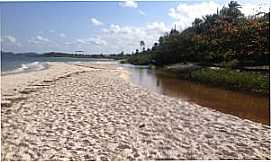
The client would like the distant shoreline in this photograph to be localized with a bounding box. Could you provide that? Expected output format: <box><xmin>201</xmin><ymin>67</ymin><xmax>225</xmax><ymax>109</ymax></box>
<box><xmin>1</xmin><ymin>51</ymin><xmax>119</xmax><ymax>75</ymax></box>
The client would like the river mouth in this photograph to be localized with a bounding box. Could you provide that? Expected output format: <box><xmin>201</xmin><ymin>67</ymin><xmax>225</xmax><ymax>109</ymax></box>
<box><xmin>120</xmin><ymin>64</ymin><xmax>270</xmax><ymax>125</ymax></box>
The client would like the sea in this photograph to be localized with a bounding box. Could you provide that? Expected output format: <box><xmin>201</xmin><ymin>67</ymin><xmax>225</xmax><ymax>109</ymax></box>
<box><xmin>1</xmin><ymin>53</ymin><xmax>116</xmax><ymax>75</ymax></box>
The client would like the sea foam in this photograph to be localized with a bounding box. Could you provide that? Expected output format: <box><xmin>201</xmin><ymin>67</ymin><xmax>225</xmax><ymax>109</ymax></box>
<box><xmin>2</xmin><ymin>61</ymin><xmax>48</xmax><ymax>75</ymax></box>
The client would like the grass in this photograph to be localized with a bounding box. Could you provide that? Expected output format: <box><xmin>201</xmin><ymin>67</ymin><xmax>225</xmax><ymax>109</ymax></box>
<box><xmin>190</xmin><ymin>68</ymin><xmax>269</xmax><ymax>95</ymax></box>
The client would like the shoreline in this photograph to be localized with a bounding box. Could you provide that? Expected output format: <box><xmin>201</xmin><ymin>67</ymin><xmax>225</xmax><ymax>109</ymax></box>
<box><xmin>1</xmin><ymin>62</ymin><xmax>50</xmax><ymax>76</ymax></box>
<box><xmin>121</xmin><ymin>62</ymin><xmax>270</xmax><ymax>96</ymax></box>
<box><xmin>155</xmin><ymin>63</ymin><xmax>269</xmax><ymax>96</ymax></box>
<box><xmin>1</xmin><ymin>62</ymin><xmax>270</xmax><ymax>160</ymax></box>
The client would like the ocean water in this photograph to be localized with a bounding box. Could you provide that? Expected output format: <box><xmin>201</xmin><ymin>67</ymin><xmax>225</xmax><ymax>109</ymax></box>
<box><xmin>1</xmin><ymin>53</ymin><xmax>115</xmax><ymax>75</ymax></box>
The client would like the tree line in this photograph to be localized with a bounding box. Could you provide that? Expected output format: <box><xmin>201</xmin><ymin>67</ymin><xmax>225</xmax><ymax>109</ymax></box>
<box><xmin>127</xmin><ymin>1</ymin><xmax>270</xmax><ymax>67</ymax></box>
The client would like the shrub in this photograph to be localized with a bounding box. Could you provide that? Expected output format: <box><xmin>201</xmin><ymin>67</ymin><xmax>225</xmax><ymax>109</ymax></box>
<box><xmin>190</xmin><ymin>68</ymin><xmax>269</xmax><ymax>95</ymax></box>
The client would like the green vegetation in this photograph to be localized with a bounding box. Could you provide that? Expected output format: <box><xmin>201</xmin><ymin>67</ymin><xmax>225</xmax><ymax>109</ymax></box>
<box><xmin>40</xmin><ymin>52</ymin><xmax>130</xmax><ymax>60</ymax></box>
<box><xmin>123</xmin><ymin>1</ymin><xmax>270</xmax><ymax>95</ymax></box>
<box><xmin>190</xmin><ymin>68</ymin><xmax>269</xmax><ymax>95</ymax></box>
<box><xmin>126</xmin><ymin>1</ymin><xmax>270</xmax><ymax>67</ymax></box>
<box><xmin>127</xmin><ymin>50</ymin><xmax>153</xmax><ymax>65</ymax></box>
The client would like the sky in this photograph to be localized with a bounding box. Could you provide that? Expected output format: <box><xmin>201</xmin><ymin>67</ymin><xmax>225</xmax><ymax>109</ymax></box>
<box><xmin>0</xmin><ymin>0</ymin><xmax>270</xmax><ymax>54</ymax></box>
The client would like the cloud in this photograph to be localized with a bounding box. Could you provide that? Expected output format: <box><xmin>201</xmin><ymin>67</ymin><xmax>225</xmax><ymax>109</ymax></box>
<box><xmin>3</xmin><ymin>35</ymin><xmax>16</xmax><ymax>43</ymax></box>
<box><xmin>28</xmin><ymin>35</ymin><xmax>50</xmax><ymax>44</ymax></box>
<box><xmin>103</xmin><ymin>24</ymin><xmax>121</xmax><ymax>34</ymax></box>
<box><xmin>97</xmin><ymin>22</ymin><xmax>170</xmax><ymax>53</ymax></box>
<box><xmin>91</xmin><ymin>18</ymin><xmax>103</xmax><ymax>26</ymax></box>
<box><xmin>146</xmin><ymin>22</ymin><xmax>168</xmax><ymax>34</ymax></box>
<box><xmin>168</xmin><ymin>1</ymin><xmax>221</xmax><ymax>31</ymax></box>
<box><xmin>1</xmin><ymin>35</ymin><xmax>23</xmax><ymax>52</ymax></box>
<box><xmin>64</xmin><ymin>42</ymin><xmax>72</xmax><ymax>46</ymax></box>
<box><xmin>138</xmin><ymin>9</ymin><xmax>145</xmax><ymax>15</ymax></box>
<box><xmin>36</xmin><ymin>35</ymin><xmax>49</xmax><ymax>42</ymax></box>
<box><xmin>28</xmin><ymin>40</ymin><xmax>39</xmax><ymax>44</ymax></box>
<box><xmin>59</xmin><ymin>33</ymin><xmax>66</xmax><ymax>38</ymax></box>
<box><xmin>238</xmin><ymin>0</ymin><xmax>271</xmax><ymax>16</ymax></box>
<box><xmin>169</xmin><ymin>0</ymin><xmax>271</xmax><ymax>31</ymax></box>
<box><xmin>76</xmin><ymin>37</ymin><xmax>107</xmax><ymax>46</ymax></box>
<box><xmin>119</xmin><ymin>0</ymin><xmax>138</xmax><ymax>8</ymax></box>
<box><xmin>49</xmin><ymin>30</ymin><xmax>55</xmax><ymax>33</ymax></box>
<box><xmin>89</xmin><ymin>37</ymin><xmax>107</xmax><ymax>46</ymax></box>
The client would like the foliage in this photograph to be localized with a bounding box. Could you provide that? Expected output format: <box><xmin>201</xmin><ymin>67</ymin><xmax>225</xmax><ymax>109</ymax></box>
<box><xmin>40</xmin><ymin>52</ymin><xmax>130</xmax><ymax>60</ymax></box>
<box><xmin>190</xmin><ymin>68</ymin><xmax>269</xmax><ymax>95</ymax></box>
<box><xmin>127</xmin><ymin>1</ymin><xmax>270</xmax><ymax>67</ymax></box>
<box><xmin>140</xmin><ymin>40</ymin><xmax>145</xmax><ymax>51</ymax></box>
<box><xmin>126</xmin><ymin>51</ymin><xmax>153</xmax><ymax>65</ymax></box>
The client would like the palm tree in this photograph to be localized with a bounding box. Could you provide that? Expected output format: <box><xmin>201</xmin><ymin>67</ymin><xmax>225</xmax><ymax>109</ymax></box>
<box><xmin>220</xmin><ymin>1</ymin><xmax>243</xmax><ymax>22</ymax></box>
<box><xmin>140</xmin><ymin>41</ymin><xmax>145</xmax><ymax>51</ymax></box>
<box><xmin>228</xmin><ymin>1</ymin><xmax>241</xmax><ymax>10</ymax></box>
<box><xmin>192</xmin><ymin>18</ymin><xmax>203</xmax><ymax>27</ymax></box>
<box><xmin>229</xmin><ymin>1</ymin><xmax>243</xmax><ymax>19</ymax></box>
<box><xmin>192</xmin><ymin>18</ymin><xmax>203</xmax><ymax>33</ymax></box>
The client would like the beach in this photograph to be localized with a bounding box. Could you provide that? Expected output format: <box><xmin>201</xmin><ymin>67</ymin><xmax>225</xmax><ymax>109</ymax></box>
<box><xmin>1</xmin><ymin>62</ymin><xmax>270</xmax><ymax>160</ymax></box>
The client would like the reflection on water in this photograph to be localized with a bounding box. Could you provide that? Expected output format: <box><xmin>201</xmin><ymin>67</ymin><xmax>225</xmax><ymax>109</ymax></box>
<box><xmin>121</xmin><ymin>64</ymin><xmax>270</xmax><ymax>125</ymax></box>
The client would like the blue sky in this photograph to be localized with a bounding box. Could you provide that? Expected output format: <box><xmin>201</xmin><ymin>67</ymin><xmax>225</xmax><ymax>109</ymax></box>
<box><xmin>1</xmin><ymin>0</ymin><xmax>270</xmax><ymax>54</ymax></box>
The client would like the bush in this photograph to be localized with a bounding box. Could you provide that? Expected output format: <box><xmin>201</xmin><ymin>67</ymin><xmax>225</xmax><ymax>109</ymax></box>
<box><xmin>190</xmin><ymin>68</ymin><xmax>269</xmax><ymax>95</ymax></box>
<box><xmin>127</xmin><ymin>53</ymin><xmax>153</xmax><ymax>65</ymax></box>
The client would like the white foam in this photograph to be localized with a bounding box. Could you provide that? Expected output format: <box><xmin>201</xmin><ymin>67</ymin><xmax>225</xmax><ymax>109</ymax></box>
<box><xmin>67</xmin><ymin>61</ymin><xmax>83</xmax><ymax>64</ymax></box>
<box><xmin>2</xmin><ymin>61</ymin><xmax>48</xmax><ymax>75</ymax></box>
<box><xmin>92</xmin><ymin>61</ymin><xmax>118</xmax><ymax>64</ymax></box>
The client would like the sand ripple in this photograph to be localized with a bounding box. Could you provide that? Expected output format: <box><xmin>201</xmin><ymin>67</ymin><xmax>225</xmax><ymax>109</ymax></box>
<box><xmin>1</xmin><ymin>62</ymin><xmax>270</xmax><ymax>160</ymax></box>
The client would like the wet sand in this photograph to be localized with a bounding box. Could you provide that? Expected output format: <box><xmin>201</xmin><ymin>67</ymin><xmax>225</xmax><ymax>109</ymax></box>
<box><xmin>1</xmin><ymin>62</ymin><xmax>270</xmax><ymax>160</ymax></box>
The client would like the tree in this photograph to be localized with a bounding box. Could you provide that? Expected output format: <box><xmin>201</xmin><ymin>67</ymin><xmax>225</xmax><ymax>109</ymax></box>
<box><xmin>192</xmin><ymin>18</ymin><xmax>204</xmax><ymax>33</ymax></box>
<box><xmin>228</xmin><ymin>1</ymin><xmax>241</xmax><ymax>10</ymax></box>
<box><xmin>192</xmin><ymin>18</ymin><xmax>203</xmax><ymax>27</ymax></box>
<box><xmin>220</xmin><ymin>1</ymin><xmax>243</xmax><ymax>22</ymax></box>
<box><xmin>140</xmin><ymin>41</ymin><xmax>145</xmax><ymax>51</ymax></box>
<box><xmin>126</xmin><ymin>1</ymin><xmax>269</xmax><ymax>67</ymax></box>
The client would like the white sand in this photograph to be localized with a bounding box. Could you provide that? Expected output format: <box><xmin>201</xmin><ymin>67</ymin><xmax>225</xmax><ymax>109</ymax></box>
<box><xmin>1</xmin><ymin>62</ymin><xmax>270</xmax><ymax>160</ymax></box>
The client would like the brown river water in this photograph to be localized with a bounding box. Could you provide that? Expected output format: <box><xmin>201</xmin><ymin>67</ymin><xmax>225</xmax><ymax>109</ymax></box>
<box><xmin>121</xmin><ymin>64</ymin><xmax>270</xmax><ymax>125</ymax></box>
